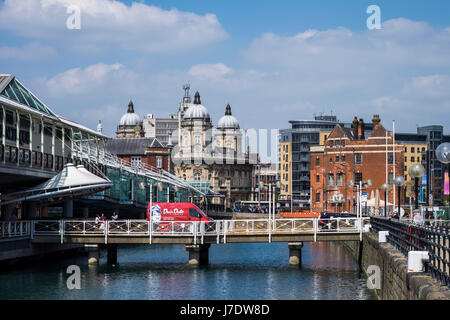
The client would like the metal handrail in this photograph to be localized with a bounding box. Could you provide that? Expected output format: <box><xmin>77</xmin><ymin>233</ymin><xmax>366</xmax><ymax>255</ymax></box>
<box><xmin>371</xmin><ymin>217</ymin><xmax>450</xmax><ymax>288</ymax></box>
<box><xmin>0</xmin><ymin>221</ymin><xmax>31</xmax><ymax>239</ymax></box>
<box><xmin>31</xmin><ymin>218</ymin><xmax>369</xmax><ymax>245</ymax></box>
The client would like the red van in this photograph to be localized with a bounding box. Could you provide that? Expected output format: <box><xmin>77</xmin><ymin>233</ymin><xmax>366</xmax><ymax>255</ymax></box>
<box><xmin>146</xmin><ymin>202</ymin><xmax>213</xmax><ymax>223</ymax></box>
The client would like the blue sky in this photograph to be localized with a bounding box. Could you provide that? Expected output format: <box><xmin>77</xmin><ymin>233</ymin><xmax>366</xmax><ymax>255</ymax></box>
<box><xmin>1</xmin><ymin>0</ymin><xmax>450</xmax><ymax>145</ymax></box>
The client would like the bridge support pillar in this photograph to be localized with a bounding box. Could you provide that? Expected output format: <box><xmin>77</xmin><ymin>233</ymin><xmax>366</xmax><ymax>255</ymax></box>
<box><xmin>288</xmin><ymin>242</ymin><xmax>303</xmax><ymax>266</ymax></box>
<box><xmin>63</xmin><ymin>199</ymin><xmax>73</xmax><ymax>218</ymax></box>
<box><xmin>186</xmin><ymin>244</ymin><xmax>210</xmax><ymax>266</ymax></box>
<box><xmin>85</xmin><ymin>244</ymin><xmax>99</xmax><ymax>265</ymax></box>
<box><xmin>82</xmin><ymin>207</ymin><xmax>89</xmax><ymax>219</ymax></box>
<box><xmin>107</xmin><ymin>244</ymin><xmax>118</xmax><ymax>265</ymax></box>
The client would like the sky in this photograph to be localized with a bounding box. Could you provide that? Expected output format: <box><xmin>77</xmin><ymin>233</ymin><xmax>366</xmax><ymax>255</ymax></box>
<box><xmin>1</xmin><ymin>0</ymin><xmax>450</xmax><ymax>148</ymax></box>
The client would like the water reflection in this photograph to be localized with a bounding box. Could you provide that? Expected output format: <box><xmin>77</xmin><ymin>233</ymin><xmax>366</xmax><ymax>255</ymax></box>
<box><xmin>0</xmin><ymin>242</ymin><xmax>375</xmax><ymax>300</ymax></box>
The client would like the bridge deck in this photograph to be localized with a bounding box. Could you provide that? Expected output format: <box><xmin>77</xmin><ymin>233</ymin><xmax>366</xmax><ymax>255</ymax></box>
<box><xmin>30</xmin><ymin>218</ymin><xmax>369</xmax><ymax>245</ymax></box>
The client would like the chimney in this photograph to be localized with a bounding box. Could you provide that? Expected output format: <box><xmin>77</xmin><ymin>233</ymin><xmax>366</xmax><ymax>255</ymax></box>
<box><xmin>372</xmin><ymin>114</ymin><xmax>381</xmax><ymax>128</ymax></box>
<box><xmin>358</xmin><ymin>118</ymin><xmax>365</xmax><ymax>140</ymax></box>
<box><xmin>352</xmin><ymin>116</ymin><xmax>359</xmax><ymax>139</ymax></box>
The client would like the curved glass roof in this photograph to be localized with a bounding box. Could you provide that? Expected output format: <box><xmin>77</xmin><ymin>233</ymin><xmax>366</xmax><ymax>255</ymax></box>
<box><xmin>0</xmin><ymin>75</ymin><xmax>56</xmax><ymax>117</ymax></box>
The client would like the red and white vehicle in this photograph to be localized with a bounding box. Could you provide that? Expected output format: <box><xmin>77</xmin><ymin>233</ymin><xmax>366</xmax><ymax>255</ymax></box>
<box><xmin>146</xmin><ymin>202</ymin><xmax>213</xmax><ymax>232</ymax></box>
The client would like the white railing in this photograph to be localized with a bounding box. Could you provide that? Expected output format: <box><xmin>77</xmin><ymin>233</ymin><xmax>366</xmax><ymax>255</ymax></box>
<box><xmin>0</xmin><ymin>221</ymin><xmax>31</xmax><ymax>239</ymax></box>
<box><xmin>32</xmin><ymin>217</ymin><xmax>370</xmax><ymax>244</ymax></box>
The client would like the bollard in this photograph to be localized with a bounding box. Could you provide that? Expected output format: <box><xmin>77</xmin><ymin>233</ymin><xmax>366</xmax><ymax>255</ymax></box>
<box><xmin>408</xmin><ymin>251</ymin><xmax>429</xmax><ymax>273</ymax></box>
<box><xmin>378</xmin><ymin>231</ymin><xmax>389</xmax><ymax>243</ymax></box>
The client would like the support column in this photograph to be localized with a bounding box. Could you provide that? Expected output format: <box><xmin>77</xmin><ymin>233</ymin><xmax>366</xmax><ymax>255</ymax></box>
<box><xmin>288</xmin><ymin>242</ymin><xmax>303</xmax><ymax>266</ymax></box>
<box><xmin>63</xmin><ymin>199</ymin><xmax>73</xmax><ymax>218</ymax></box>
<box><xmin>82</xmin><ymin>207</ymin><xmax>89</xmax><ymax>219</ymax></box>
<box><xmin>0</xmin><ymin>204</ymin><xmax>15</xmax><ymax>221</ymax></box>
<box><xmin>186</xmin><ymin>244</ymin><xmax>210</xmax><ymax>266</ymax></box>
<box><xmin>107</xmin><ymin>244</ymin><xmax>118</xmax><ymax>265</ymax></box>
<box><xmin>24</xmin><ymin>201</ymin><xmax>38</xmax><ymax>219</ymax></box>
<box><xmin>85</xmin><ymin>244</ymin><xmax>99</xmax><ymax>265</ymax></box>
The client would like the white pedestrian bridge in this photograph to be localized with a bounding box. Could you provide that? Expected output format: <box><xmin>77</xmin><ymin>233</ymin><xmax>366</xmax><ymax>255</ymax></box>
<box><xmin>27</xmin><ymin>217</ymin><xmax>371</xmax><ymax>245</ymax></box>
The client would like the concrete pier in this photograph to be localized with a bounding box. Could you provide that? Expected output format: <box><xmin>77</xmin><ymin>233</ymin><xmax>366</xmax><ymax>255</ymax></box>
<box><xmin>288</xmin><ymin>242</ymin><xmax>303</xmax><ymax>266</ymax></box>
<box><xmin>107</xmin><ymin>244</ymin><xmax>118</xmax><ymax>265</ymax></box>
<box><xmin>85</xmin><ymin>244</ymin><xmax>99</xmax><ymax>265</ymax></box>
<box><xmin>186</xmin><ymin>244</ymin><xmax>210</xmax><ymax>266</ymax></box>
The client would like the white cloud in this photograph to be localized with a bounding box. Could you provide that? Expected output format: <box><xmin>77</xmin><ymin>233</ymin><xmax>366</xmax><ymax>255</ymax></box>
<box><xmin>38</xmin><ymin>63</ymin><xmax>130</xmax><ymax>94</ymax></box>
<box><xmin>0</xmin><ymin>43</ymin><xmax>57</xmax><ymax>60</ymax></box>
<box><xmin>0</xmin><ymin>0</ymin><xmax>228</xmax><ymax>53</ymax></box>
<box><xmin>188</xmin><ymin>63</ymin><xmax>232</xmax><ymax>80</ymax></box>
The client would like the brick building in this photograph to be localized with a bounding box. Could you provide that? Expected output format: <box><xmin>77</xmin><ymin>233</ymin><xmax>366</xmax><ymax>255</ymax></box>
<box><xmin>106</xmin><ymin>138</ymin><xmax>172</xmax><ymax>172</ymax></box>
<box><xmin>310</xmin><ymin>115</ymin><xmax>404</xmax><ymax>214</ymax></box>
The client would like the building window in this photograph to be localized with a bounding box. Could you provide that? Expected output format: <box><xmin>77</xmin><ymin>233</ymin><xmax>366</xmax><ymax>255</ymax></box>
<box><xmin>315</xmin><ymin>192</ymin><xmax>320</xmax><ymax>203</ymax></box>
<box><xmin>195</xmin><ymin>136</ymin><xmax>200</xmax><ymax>145</ymax></box>
<box><xmin>316</xmin><ymin>174</ymin><xmax>320</xmax><ymax>184</ymax></box>
<box><xmin>341</xmin><ymin>155</ymin><xmax>346</xmax><ymax>163</ymax></box>
<box><xmin>315</xmin><ymin>157</ymin><xmax>320</xmax><ymax>167</ymax></box>
<box><xmin>131</xmin><ymin>156</ymin><xmax>141</xmax><ymax>167</ymax></box>
<box><xmin>411</xmin><ymin>157</ymin><xmax>415</xmax><ymax>162</ymax></box>
<box><xmin>388</xmin><ymin>152</ymin><xmax>394</xmax><ymax>165</ymax></box>
<box><xmin>329</xmin><ymin>140</ymin><xmax>334</xmax><ymax>148</ymax></box>
<box><xmin>354</xmin><ymin>153</ymin><xmax>362</xmax><ymax>165</ymax></box>
<box><xmin>329</xmin><ymin>157</ymin><xmax>333</xmax><ymax>163</ymax></box>
<box><xmin>328</xmin><ymin>174</ymin><xmax>335</xmax><ymax>186</ymax></box>
<box><xmin>354</xmin><ymin>172</ymin><xmax>362</xmax><ymax>184</ymax></box>
<box><xmin>405</xmin><ymin>156</ymin><xmax>407</xmax><ymax>162</ymax></box>
<box><xmin>411</xmin><ymin>147</ymin><xmax>415</xmax><ymax>153</ymax></box>
<box><xmin>341</xmin><ymin>140</ymin><xmax>346</xmax><ymax>147</ymax></box>
<box><xmin>337</xmin><ymin>173</ymin><xmax>343</xmax><ymax>186</ymax></box>
<box><xmin>336</xmin><ymin>155</ymin><xmax>340</xmax><ymax>163</ymax></box>
<box><xmin>194</xmin><ymin>173</ymin><xmax>201</xmax><ymax>181</ymax></box>
<box><xmin>404</xmin><ymin>147</ymin><xmax>407</xmax><ymax>152</ymax></box>
<box><xmin>156</xmin><ymin>157</ymin><xmax>162</xmax><ymax>168</ymax></box>
<box><xmin>417</xmin><ymin>157</ymin><xmax>420</xmax><ymax>162</ymax></box>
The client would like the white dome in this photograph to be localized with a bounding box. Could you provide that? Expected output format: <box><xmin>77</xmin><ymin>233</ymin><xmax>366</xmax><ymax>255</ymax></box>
<box><xmin>119</xmin><ymin>100</ymin><xmax>141</xmax><ymax>126</ymax></box>
<box><xmin>217</xmin><ymin>104</ymin><xmax>239</xmax><ymax>130</ymax></box>
<box><xmin>184</xmin><ymin>104</ymin><xmax>210</xmax><ymax>120</ymax></box>
<box><xmin>120</xmin><ymin>113</ymin><xmax>141</xmax><ymax>126</ymax></box>
<box><xmin>184</xmin><ymin>91</ymin><xmax>210</xmax><ymax>121</ymax></box>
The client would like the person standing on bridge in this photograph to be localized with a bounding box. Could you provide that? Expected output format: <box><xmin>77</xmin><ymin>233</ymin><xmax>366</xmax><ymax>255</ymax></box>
<box><xmin>112</xmin><ymin>212</ymin><xmax>118</xmax><ymax>220</ymax></box>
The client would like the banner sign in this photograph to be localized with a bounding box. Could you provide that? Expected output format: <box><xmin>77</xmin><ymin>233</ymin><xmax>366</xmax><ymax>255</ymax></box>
<box><xmin>445</xmin><ymin>171</ymin><xmax>449</xmax><ymax>196</ymax></box>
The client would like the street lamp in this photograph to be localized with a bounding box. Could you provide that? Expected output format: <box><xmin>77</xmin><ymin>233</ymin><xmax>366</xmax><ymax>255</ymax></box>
<box><xmin>381</xmin><ymin>183</ymin><xmax>390</xmax><ymax>217</ymax></box>
<box><xmin>394</xmin><ymin>176</ymin><xmax>405</xmax><ymax>216</ymax></box>
<box><xmin>436</xmin><ymin>143</ymin><xmax>450</xmax><ymax>205</ymax></box>
<box><xmin>408</xmin><ymin>164</ymin><xmax>425</xmax><ymax>209</ymax></box>
<box><xmin>347</xmin><ymin>178</ymin><xmax>371</xmax><ymax>218</ymax></box>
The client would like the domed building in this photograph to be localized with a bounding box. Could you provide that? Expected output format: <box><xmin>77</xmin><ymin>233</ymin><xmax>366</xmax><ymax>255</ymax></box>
<box><xmin>178</xmin><ymin>91</ymin><xmax>213</xmax><ymax>159</ymax></box>
<box><xmin>215</xmin><ymin>104</ymin><xmax>242</xmax><ymax>153</ymax></box>
<box><xmin>173</xmin><ymin>89</ymin><xmax>253</xmax><ymax>211</ymax></box>
<box><xmin>116</xmin><ymin>100</ymin><xmax>144</xmax><ymax>138</ymax></box>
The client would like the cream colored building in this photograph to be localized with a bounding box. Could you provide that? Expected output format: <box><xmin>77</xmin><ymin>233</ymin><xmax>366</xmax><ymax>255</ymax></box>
<box><xmin>172</xmin><ymin>91</ymin><xmax>253</xmax><ymax>210</ymax></box>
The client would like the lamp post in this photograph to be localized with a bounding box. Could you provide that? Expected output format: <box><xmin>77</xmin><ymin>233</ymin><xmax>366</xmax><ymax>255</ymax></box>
<box><xmin>394</xmin><ymin>176</ymin><xmax>405</xmax><ymax>216</ymax></box>
<box><xmin>381</xmin><ymin>183</ymin><xmax>390</xmax><ymax>217</ymax></box>
<box><xmin>408</xmin><ymin>164</ymin><xmax>425</xmax><ymax>209</ymax></box>
<box><xmin>259</xmin><ymin>181</ymin><xmax>264</xmax><ymax>213</ymax></box>
<box><xmin>436</xmin><ymin>143</ymin><xmax>450</xmax><ymax>205</ymax></box>
<box><xmin>347</xmin><ymin>179</ymin><xmax>372</xmax><ymax>218</ymax></box>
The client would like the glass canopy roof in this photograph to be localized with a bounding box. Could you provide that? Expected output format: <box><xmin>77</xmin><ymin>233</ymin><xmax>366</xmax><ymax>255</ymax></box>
<box><xmin>0</xmin><ymin>76</ymin><xmax>56</xmax><ymax>117</ymax></box>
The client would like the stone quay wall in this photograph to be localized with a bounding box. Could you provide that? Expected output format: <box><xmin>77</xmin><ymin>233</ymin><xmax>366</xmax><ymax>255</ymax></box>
<box><xmin>341</xmin><ymin>232</ymin><xmax>450</xmax><ymax>300</ymax></box>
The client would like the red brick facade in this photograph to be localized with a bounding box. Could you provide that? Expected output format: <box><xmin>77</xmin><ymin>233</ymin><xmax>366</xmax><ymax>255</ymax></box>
<box><xmin>117</xmin><ymin>147</ymin><xmax>171</xmax><ymax>172</ymax></box>
<box><xmin>310</xmin><ymin>119</ymin><xmax>404</xmax><ymax>213</ymax></box>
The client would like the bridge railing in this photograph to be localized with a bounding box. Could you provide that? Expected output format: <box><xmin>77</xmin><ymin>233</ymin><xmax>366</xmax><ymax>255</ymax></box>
<box><xmin>371</xmin><ymin>217</ymin><xmax>450</xmax><ymax>288</ymax></box>
<box><xmin>32</xmin><ymin>217</ymin><xmax>370</xmax><ymax>245</ymax></box>
<box><xmin>0</xmin><ymin>221</ymin><xmax>31</xmax><ymax>239</ymax></box>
